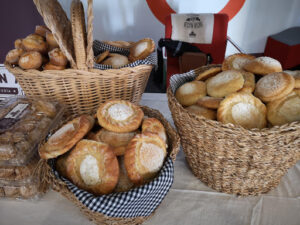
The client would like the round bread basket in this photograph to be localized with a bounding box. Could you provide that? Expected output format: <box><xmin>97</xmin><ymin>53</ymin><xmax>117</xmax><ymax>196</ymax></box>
<box><xmin>37</xmin><ymin>106</ymin><xmax>180</xmax><ymax>225</ymax></box>
<box><xmin>167</xmin><ymin>65</ymin><xmax>300</xmax><ymax>196</ymax></box>
<box><xmin>5</xmin><ymin>0</ymin><xmax>153</xmax><ymax>117</ymax></box>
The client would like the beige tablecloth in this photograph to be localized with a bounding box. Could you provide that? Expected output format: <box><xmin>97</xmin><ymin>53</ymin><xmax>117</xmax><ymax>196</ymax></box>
<box><xmin>0</xmin><ymin>93</ymin><xmax>299</xmax><ymax>225</ymax></box>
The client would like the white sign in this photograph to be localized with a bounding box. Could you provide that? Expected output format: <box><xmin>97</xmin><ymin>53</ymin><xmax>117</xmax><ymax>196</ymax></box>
<box><xmin>0</xmin><ymin>64</ymin><xmax>24</xmax><ymax>102</ymax></box>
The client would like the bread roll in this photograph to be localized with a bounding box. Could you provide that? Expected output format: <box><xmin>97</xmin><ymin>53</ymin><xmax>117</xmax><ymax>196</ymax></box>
<box><xmin>5</xmin><ymin>49</ymin><xmax>24</xmax><ymax>65</ymax></box>
<box><xmin>129</xmin><ymin>38</ymin><xmax>155</xmax><ymax>62</ymax></box>
<box><xmin>244</xmin><ymin>56</ymin><xmax>282</xmax><ymax>75</ymax></box>
<box><xmin>48</xmin><ymin>48</ymin><xmax>68</xmax><ymax>66</ymax></box>
<box><xmin>186</xmin><ymin>104</ymin><xmax>216</xmax><ymax>120</ymax></box>
<box><xmin>18</xmin><ymin>51</ymin><xmax>42</xmax><ymax>70</ymax></box>
<box><xmin>222</xmin><ymin>53</ymin><xmax>255</xmax><ymax>71</ymax></box>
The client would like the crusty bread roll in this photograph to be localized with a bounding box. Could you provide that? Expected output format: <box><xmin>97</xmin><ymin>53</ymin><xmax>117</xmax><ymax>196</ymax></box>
<box><xmin>175</xmin><ymin>80</ymin><xmax>207</xmax><ymax>106</ymax></box>
<box><xmin>66</xmin><ymin>139</ymin><xmax>119</xmax><ymax>195</ymax></box>
<box><xmin>18</xmin><ymin>51</ymin><xmax>43</xmax><ymax>70</ymax></box>
<box><xmin>22</xmin><ymin>35</ymin><xmax>48</xmax><ymax>54</ymax></box>
<box><xmin>194</xmin><ymin>67</ymin><xmax>222</xmax><ymax>81</ymax></box>
<box><xmin>222</xmin><ymin>53</ymin><xmax>255</xmax><ymax>71</ymax></box>
<box><xmin>124</xmin><ymin>132</ymin><xmax>166</xmax><ymax>185</ymax></box>
<box><xmin>267</xmin><ymin>89</ymin><xmax>300</xmax><ymax>126</ymax></box>
<box><xmin>35</xmin><ymin>25</ymin><xmax>51</xmax><ymax>38</ymax></box>
<box><xmin>48</xmin><ymin>48</ymin><xmax>68</xmax><ymax>66</ymax></box>
<box><xmin>142</xmin><ymin>117</ymin><xmax>167</xmax><ymax>145</ymax></box>
<box><xmin>217</xmin><ymin>92</ymin><xmax>267</xmax><ymax>129</ymax></box>
<box><xmin>186</xmin><ymin>104</ymin><xmax>216</xmax><ymax>120</ymax></box>
<box><xmin>254</xmin><ymin>72</ymin><xmax>295</xmax><ymax>102</ymax></box>
<box><xmin>196</xmin><ymin>96</ymin><xmax>223</xmax><ymax>109</ymax></box>
<box><xmin>129</xmin><ymin>38</ymin><xmax>155</xmax><ymax>62</ymax></box>
<box><xmin>243</xmin><ymin>56</ymin><xmax>282</xmax><ymax>75</ymax></box>
<box><xmin>5</xmin><ymin>49</ymin><xmax>24</xmax><ymax>65</ymax></box>
<box><xmin>206</xmin><ymin>70</ymin><xmax>244</xmax><ymax>98</ymax></box>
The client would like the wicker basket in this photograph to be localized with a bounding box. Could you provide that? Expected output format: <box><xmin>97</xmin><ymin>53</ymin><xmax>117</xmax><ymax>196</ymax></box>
<box><xmin>167</xmin><ymin>65</ymin><xmax>300</xmax><ymax>196</ymax></box>
<box><xmin>38</xmin><ymin>106</ymin><xmax>180</xmax><ymax>225</ymax></box>
<box><xmin>5</xmin><ymin>0</ymin><xmax>153</xmax><ymax>117</ymax></box>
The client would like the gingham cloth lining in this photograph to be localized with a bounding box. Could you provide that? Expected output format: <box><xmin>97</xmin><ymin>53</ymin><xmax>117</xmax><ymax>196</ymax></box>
<box><xmin>93</xmin><ymin>40</ymin><xmax>157</xmax><ymax>70</ymax></box>
<box><xmin>170</xmin><ymin>69</ymin><xmax>198</xmax><ymax>93</ymax></box>
<box><xmin>50</xmin><ymin>156</ymin><xmax>174</xmax><ymax>218</ymax></box>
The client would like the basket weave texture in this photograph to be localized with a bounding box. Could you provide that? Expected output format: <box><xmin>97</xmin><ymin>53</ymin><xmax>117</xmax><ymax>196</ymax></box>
<box><xmin>167</xmin><ymin>65</ymin><xmax>300</xmax><ymax>196</ymax></box>
<box><xmin>38</xmin><ymin>106</ymin><xmax>180</xmax><ymax>225</ymax></box>
<box><xmin>5</xmin><ymin>0</ymin><xmax>153</xmax><ymax>117</ymax></box>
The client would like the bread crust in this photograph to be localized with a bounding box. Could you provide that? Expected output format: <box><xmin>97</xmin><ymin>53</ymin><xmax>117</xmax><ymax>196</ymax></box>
<box><xmin>124</xmin><ymin>133</ymin><xmax>166</xmax><ymax>185</ymax></box>
<box><xmin>18</xmin><ymin>51</ymin><xmax>43</xmax><ymax>70</ymax></box>
<box><xmin>39</xmin><ymin>114</ymin><xmax>95</xmax><ymax>159</ymax></box>
<box><xmin>243</xmin><ymin>56</ymin><xmax>282</xmax><ymax>75</ymax></box>
<box><xmin>66</xmin><ymin>139</ymin><xmax>119</xmax><ymax>195</ymax></box>
<box><xmin>222</xmin><ymin>53</ymin><xmax>255</xmax><ymax>71</ymax></box>
<box><xmin>128</xmin><ymin>38</ymin><xmax>155</xmax><ymax>62</ymax></box>
<box><xmin>142</xmin><ymin>117</ymin><xmax>167</xmax><ymax>145</ymax></box>
<box><xmin>186</xmin><ymin>104</ymin><xmax>216</xmax><ymax>120</ymax></box>
<box><xmin>254</xmin><ymin>72</ymin><xmax>295</xmax><ymax>102</ymax></box>
<box><xmin>196</xmin><ymin>96</ymin><xmax>223</xmax><ymax>109</ymax></box>
<box><xmin>239</xmin><ymin>71</ymin><xmax>255</xmax><ymax>93</ymax></box>
<box><xmin>194</xmin><ymin>67</ymin><xmax>222</xmax><ymax>81</ymax></box>
<box><xmin>48</xmin><ymin>48</ymin><xmax>68</xmax><ymax>66</ymax></box>
<box><xmin>217</xmin><ymin>92</ymin><xmax>267</xmax><ymax>129</ymax></box>
<box><xmin>97</xmin><ymin>100</ymin><xmax>144</xmax><ymax>133</ymax></box>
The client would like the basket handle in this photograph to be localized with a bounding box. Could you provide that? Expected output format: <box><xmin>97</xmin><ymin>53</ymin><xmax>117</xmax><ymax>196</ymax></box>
<box><xmin>86</xmin><ymin>0</ymin><xmax>94</xmax><ymax>69</ymax></box>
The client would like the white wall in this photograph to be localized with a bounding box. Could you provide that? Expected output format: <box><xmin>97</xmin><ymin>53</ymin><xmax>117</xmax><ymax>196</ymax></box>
<box><xmin>59</xmin><ymin>0</ymin><xmax>300</xmax><ymax>55</ymax></box>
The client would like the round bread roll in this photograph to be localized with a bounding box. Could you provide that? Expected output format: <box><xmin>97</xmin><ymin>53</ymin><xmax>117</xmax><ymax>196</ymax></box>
<box><xmin>267</xmin><ymin>90</ymin><xmax>300</xmax><ymax>126</ymax></box>
<box><xmin>254</xmin><ymin>72</ymin><xmax>295</xmax><ymax>102</ymax></box>
<box><xmin>43</xmin><ymin>63</ymin><xmax>66</xmax><ymax>70</ymax></box>
<box><xmin>206</xmin><ymin>70</ymin><xmax>244</xmax><ymax>98</ymax></box>
<box><xmin>48</xmin><ymin>48</ymin><xmax>68</xmax><ymax>66</ymax></box>
<box><xmin>66</xmin><ymin>139</ymin><xmax>119</xmax><ymax>195</ymax></box>
<box><xmin>5</xmin><ymin>49</ymin><xmax>24</xmax><ymax>65</ymax></box>
<box><xmin>102</xmin><ymin>53</ymin><xmax>129</xmax><ymax>68</ymax></box>
<box><xmin>222</xmin><ymin>53</ymin><xmax>255</xmax><ymax>71</ymax></box>
<box><xmin>39</xmin><ymin>115</ymin><xmax>95</xmax><ymax>159</ymax></box>
<box><xmin>129</xmin><ymin>38</ymin><xmax>155</xmax><ymax>62</ymax></box>
<box><xmin>97</xmin><ymin>100</ymin><xmax>144</xmax><ymax>133</ymax></box>
<box><xmin>196</xmin><ymin>96</ymin><xmax>223</xmax><ymax>109</ymax></box>
<box><xmin>243</xmin><ymin>56</ymin><xmax>282</xmax><ymax>75</ymax></box>
<box><xmin>239</xmin><ymin>71</ymin><xmax>255</xmax><ymax>93</ymax></box>
<box><xmin>175</xmin><ymin>80</ymin><xmax>207</xmax><ymax>106</ymax></box>
<box><xmin>124</xmin><ymin>132</ymin><xmax>167</xmax><ymax>185</ymax></box>
<box><xmin>194</xmin><ymin>67</ymin><xmax>222</xmax><ymax>81</ymax></box>
<box><xmin>217</xmin><ymin>92</ymin><xmax>267</xmax><ymax>129</ymax></box>
<box><xmin>142</xmin><ymin>117</ymin><xmax>167</xmax><ymax>145</ymax></box>
<box><xmin>18</xmin><ymin>51</ymin><xmax>43</xmax><ymax>70</ymax></box>
<box><xmin>186</xmin><ymin>104</ymin><xmax>216</xmax><ymax>120</ymax></box>
<box><xmin>22</xmin><ymin>35</ymin><xmax>47</xmax><ymax>54</ymax></box>
<box><xmin>91</xmin><ymin>128</ymin><xmax>137</xmax><ymax>156</ymax></box>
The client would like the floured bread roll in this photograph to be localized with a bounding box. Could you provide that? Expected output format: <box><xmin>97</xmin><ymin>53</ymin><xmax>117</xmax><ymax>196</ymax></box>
<box><xmin>102</xmin><ymin>53</ymin><xmax>129</xmax><ymax>68</ymax></box>
<box><xmin>97</xmin><ymin>100</ymin><xmax>144</xmax><ymax>133</ymax></box>
<box><xmin>66</xmin><ymin>140</ymin><xmax>119</xmax><ymax>195</ymax></box>
<box><xmin>91</xmin><ymin>128</ymin><xmax>137</xmax><ymax>156</ymax></box>
<box><xmin>129</xmin><ymin>38</ymin><xmax>155</xmax><ymax>62</ymax></box>
<box><xmin>254</xmin><ymin>72</ymin><xmax>295</xmax><ymax>102</ymax></box>
<box><xmin>267</xmin><ymin>90</ymin><xmax>300</xmax><ymax>126</ymax></box>
<box><xmin>284</xmin><ymin>70</ymin><xmax>300</xmax><ymax>88</ymax></box>
<box><xmin>196</xmin><ymin>96</ymin><xmax>223</xmax><ymax>109</ymax></box>
<box><xmin>22</xmin><ymin>34</ymin><xmax>48</xmax><ymax>54</ymax></box>
<box><xmin>186</xmin><ymin>104</ymin><xmax>216</xmax><ymax>120</ymax></box>
<box><xmin>124</xmin><ymin>133</ymin><xmax>166</xmax><ymax>185</ymax></box>
<box><xmin>114</xmin><ymin>156</ymin><xmax>134</xmax><ymax>193</ymax></box>
<box><xmin>39</xmin><ymin>115</ymin><xmax>95</xmax><ymax>159</ymax></box>
<box><xmin>175</xmin><ymin>80</ymin><xmax>206</xmax><ymax>106</ymax></box>
<box><xmin>206</xmin><ymin>70</ymin><xmax>244</xmax><ymax>98</ymax></box>
<box><xmin>5</xmin><ymin>49</ymin><xmax>24</xmax><ymax>65</ymax></box>
<box><xmin>244</xmin><ymin>56</ymin><xmax>282</xmax><ymax>75</ymax></box>
<box><xmin>217</xmin><ymin>92</ymin><xmax>267</xmax><ymax>129</ymax></box>
<box><xmin>222</xmin><ymin>53</ymin><xmax>255</xmax><ymax>71</ymax></box>
<box><xmin>239</xmin><ymin>71</ymin><xmax>255</xmax><ymax>93</ymax></box>
<box><xmin>48</xmin><ymin>48</ymin><xmax>68</xmax><ymax>66</ymax></box>
<box><xmin>18</xmin><ymin>51</ymin><xmax>43</xmax><ymax>70</ymax></box>
<box><xmin>194</xmin><ymin>67</ymin><xmax>222</xmax><ymax>81</ymax></box>
<box><xmin>142</xmin><ymin>118</ymin><xmax>167</xmax><ymax>145</ymax></box>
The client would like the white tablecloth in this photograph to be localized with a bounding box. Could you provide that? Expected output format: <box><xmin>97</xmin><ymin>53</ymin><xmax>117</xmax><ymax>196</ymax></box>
<box><xmin>1</xmin><ymin>93</ymin><xmax>299</xmax><ymax>225</ymax></box>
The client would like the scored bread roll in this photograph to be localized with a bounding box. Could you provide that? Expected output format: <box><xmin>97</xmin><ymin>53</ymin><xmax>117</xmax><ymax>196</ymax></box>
<box><xmin>206</xmin><ymin>70</ymin><xmax>244</xmax><ymax>98</ymax></box>
<box><xmin>18</xmin><ymin>51</ymin><xmax>43</xmax><ymax>70</ymax></box>
<box><xmin>217</xmin><ymin>92</ymin><xmax>267</xmax><ymax>129</ymax></box>
<box><xmin>175</xmin><ymin>80</ymin><xmax>206</xmax><ymax>106</ymax></box>
<box><xmin>22</xmin><ymin>35</ymin><xmax>48</xmax><ymax>54</ymax></box>
<box><xmin>254</xmin><ymin>72</ymin><xmax>295</xmax><ymax>102</ymax></box>
<box><xmin>243</xmin><ymin>56</ymin><xmax>282</xmax><ymax>75</ymax></box>
<box><xmin>267</xmin><ymin>90</ymin><xmax>300</xmax><ymax>126</ymax></box>
<box><xmin>186</xmin><ymin>104</ymin><xmax>216</xmax><ymax>120</ymax></box>
<box><xmin>66</xmin><ymin>139</ymin><xmax>119</xmax><ymax>195</ymax></box>
<box><xmin>48</xmin><ymin>48</ymin><xmax>68</xmax><ymax>66</ymax></box>
<box><xmin>5</xmin><ymin>49</ymin><xmax>24</xmax><ymax>65</ymax></box>
<box><xmin>222</xmin><ymin>53</ymin><xmax>255</xmax><ymax>71</ymax></box>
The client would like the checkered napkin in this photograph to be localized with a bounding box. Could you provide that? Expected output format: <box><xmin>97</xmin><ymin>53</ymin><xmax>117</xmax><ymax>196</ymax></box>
<box><xmin>50</xmin><ymin>156</ymin><xmax>174</xmax><ymax>218</ymax></box>
<box><xmin>169</xmin><ymin>69</ymin><xmax>197</xmax><ymax>93</ymax></box>
<box><xmin>93</xmin><ymin>40</ymin><xmax>157</xmax><ymax>70</ymax></box>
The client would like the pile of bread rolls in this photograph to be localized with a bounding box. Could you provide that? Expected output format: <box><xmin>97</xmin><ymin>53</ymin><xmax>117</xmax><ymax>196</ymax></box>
<box><xmin>95</xmin><ymin>38</ymin><xmax>155</xmax><ymax>68</ymax></box>
<box><xmin>175</xmin><ymin>53</ymin><xmax>300</xmax><ymax>129</ymax></box>
<box><xmin>5</xmin><ymin>25</ymin><xmax>68</xmax><ymax>70</ymax></box>
<box><xmin>39</xmin><ymin>100</ymin><xmax>168</xmax><ymax>195</ymax></box>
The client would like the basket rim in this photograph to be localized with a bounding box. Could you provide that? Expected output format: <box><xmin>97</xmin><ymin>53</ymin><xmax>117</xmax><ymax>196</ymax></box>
<box><xmin>167</xmin><ymin>86</ymin><xmax>300</xmax><ymax>134</ymax></box>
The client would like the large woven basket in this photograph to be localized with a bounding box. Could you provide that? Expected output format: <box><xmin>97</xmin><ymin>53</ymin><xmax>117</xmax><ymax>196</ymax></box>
<box><xmin>167</xmin><ymin>65</ymin><xmax>300</xmax><ymax>196</ymax></box>
<box><xmin>5</xmin><ymin>0</ymin><xmax>153</xmax><ymax>117</ymax></box>
<box><xmin>38</xmin><ymin>106</ymin><xmax>180</xmax><ymax>225</ymax></box>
